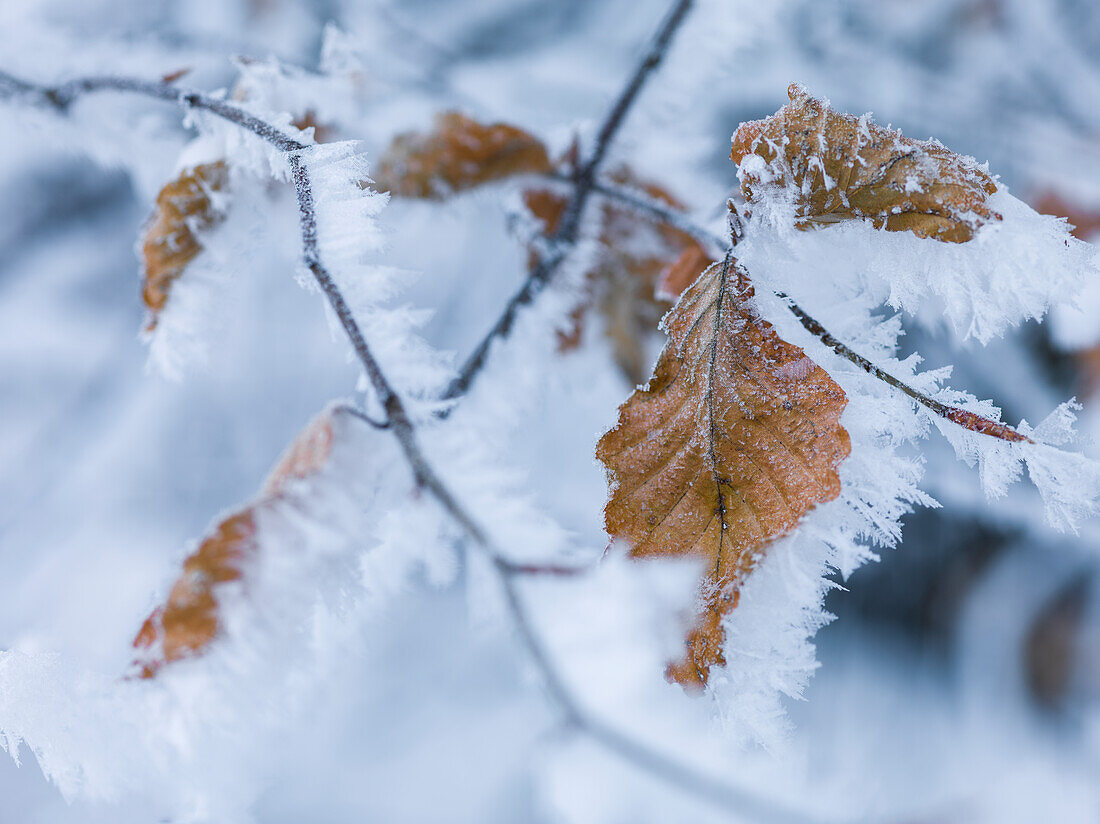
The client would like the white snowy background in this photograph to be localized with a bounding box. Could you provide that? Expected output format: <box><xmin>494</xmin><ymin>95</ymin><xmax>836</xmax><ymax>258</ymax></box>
<box><xmin>2</xmin><ymin>0</ymin><xmax>1100</xmax><ymax>822</ymax></box>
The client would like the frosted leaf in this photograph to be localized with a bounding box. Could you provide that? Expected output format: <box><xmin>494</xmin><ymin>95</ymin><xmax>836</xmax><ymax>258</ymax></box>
<box><xmin>597</xmin><ymin>258</ymin><xmax>851</xmax><ymax>688</ymax></box>
<box><xmin>733</xmin><ymin>86</ymin><xmax>1100</xmax><ymax>343</ymax></box>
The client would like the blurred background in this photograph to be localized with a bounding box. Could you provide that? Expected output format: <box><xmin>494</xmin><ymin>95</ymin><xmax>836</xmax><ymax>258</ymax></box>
<box><xmin>1</xmin><ymin>0</ymin><xmax>1100</xmax><ymax>821</ymax></box>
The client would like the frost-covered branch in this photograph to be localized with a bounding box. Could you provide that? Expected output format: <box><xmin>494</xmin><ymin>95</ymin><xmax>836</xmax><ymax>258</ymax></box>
<box><xmin>579</xmin><ymin>0</ymin><xmax>694</xmax><ymax>180</ymax></box>
<box><xmin>574</xmin><ymin>172</ymin><xmax>731</xmax><ymax>252</ymax></box>
<box><xmin>440</xmin><ymin>0</ymin><xmax>695</xmax><ymax>402</ymax></box>
<box><xmin>782</xmin><ymin>297</ymin><xmax>1032</xmax><ymax>443</ymax></box>
<box><xmin>0</xmin><ymin>70</ymin><xmax>308</xmax><ymax>151</ymax></box>
<box><xmin>0</xmin><ymin>62</ymin><xmax>822</xmax><ymax>824</ymax></box>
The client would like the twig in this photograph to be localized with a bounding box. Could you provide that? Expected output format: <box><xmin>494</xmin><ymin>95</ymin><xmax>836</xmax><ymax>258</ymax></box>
<box><xmin>496</xmin><ymin>560</ymin><xmax>589</xmax><ymax>577</ymax></box>
<box><xmin>0</xmin><ymin>72</ymin><xmax>309</xmax><ymax>152</ymax></box>
<box><xmin>579</xmin><ymin>173</ymin><xmax>729</xmax><ymax>251</ymax></box>
<box><xmin>0</xmin><ymin>64</ymin><xmax>820</xmax><ymax>823</ymax></box>
<box><xmin>579</xmin><ymin>0</ymin><xmax>694</xmax><ymax>181</ymax></box>
<box><xmin>334</xmin><ymin>402</ymin><xmax>391</xmax><ymax>430</ymax></box>
<box><xmin>781</xmin><ymin>297</ymin><xmax>1031</xmax><ymax>443</ymax></box>
<box><xmin>492</xmin><ymin>558</ymin><xmax>822</xmax><ymax>824</ymax></box>
<box><xmin>440</xmin><ymin>0</ymin><xmax>695</xmax><ymax>401</ymax></box>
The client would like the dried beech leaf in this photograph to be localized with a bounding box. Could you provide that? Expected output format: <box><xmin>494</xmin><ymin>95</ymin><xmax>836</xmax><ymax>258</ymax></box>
<box><xmin>140</xmin><ymin>161</ymin><xmax>228</xmax><ymax>330</ymax></box>
<box><xmin>596</xmin><ymin>257</ymin><xmax>851</xmax><ymax>689</ymax></box>
<box><xmin>524</xmin><ymin>168</ymin><xmax>714</xmax><ymax>384</ymax></box>
<box><xmin>375</xmin><ymin>111</ymin><xmax>551</xmax><ymax>198</ymax></box>
<box><xmin>731</xmin><ymin>84</ymin><xmax>1000</xmax><ymax>243</ymax></box>
<box><xmin>131</xmin><ymin>407</ymin><xmax>342</xmax><ymax>678</ymax></box>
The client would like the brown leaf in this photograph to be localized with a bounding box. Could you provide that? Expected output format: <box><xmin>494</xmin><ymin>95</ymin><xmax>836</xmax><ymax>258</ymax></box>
<box><xmin>596</xmin><ymin>256</ymin><xmax>851</xmax><ymax>689</ymax></box>
<box><xmin>374</xmin><ymin>111</ymin><xmax>551</xmax><ymax>198</ymax></box>
<box><xmin>131</xmin><ymin>407</ymin><xmax>343</xmax><ymax>678</ymax></box>
<box><xmin>140</xmin><ymin>161</ymin><xmax>228</xmax><ymax>331</ymax></box>
<box><xmin>730</xmin><ymin>84</ymin><xmax>1000</xmax><ymax>243</ymax></box>
<box><xmin>524</xmin><ymin>168</ymin><xmax>714</xmax><ymax>384</ymax></box>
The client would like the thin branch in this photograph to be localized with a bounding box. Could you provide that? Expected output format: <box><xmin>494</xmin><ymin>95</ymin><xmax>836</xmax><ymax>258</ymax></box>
<box><xmin>496</xmin><ymin>559</ymin><xmax>589</xmax><ymax>577</ymax></box>
<box><xmin>579</xmin><ymin>0</ymin><xmax>694</xmax><ymax>180</ymax></box>
<box><xmin>782</xmin><ymin>297</ymin><xmax>1032</xmax><ymax>443</ymax></box>
<box><xmin>0</xmin><ymin>72</ymin><xmax>309</xmax><ymax>152</ymax></box>
<box><xmin>439</xmin><ymin>240</ymin><xmax>571</xmax><ymax>403</ymax></box>
<box><xmin>440</xmin><ymin>0</ymin><xmax>695</xmax><ymax>401</ymax></box>
<box><xmin>0</xmin><ymin>64</ymin><xmax>818</xmax><ymax>821</ymax></box>
<box><xmin>332</xmin><ymin>402</ymin><xmax>390</xmax><ymax>430</ymax></box>
<box><xmin>492</xmin><ymin>559</ymin><xmax>821</xmax><ymax>824</ymax></box>
<box><xmin>580</xmin><ymin>173</ymin><xmax>729</xmax><ymax>251</ymax></box>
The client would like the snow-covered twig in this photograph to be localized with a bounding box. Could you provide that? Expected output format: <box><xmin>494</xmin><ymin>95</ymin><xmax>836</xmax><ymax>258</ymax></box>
<box><xmin>0</xmin><ymin>71</ymin><xmax>308</xmax><ymax>151</ymax></box>
<box><xmin>439</xmin><ymin>0</ymin><xmax>695</xmax><ymax>402</ymax></box>
<box><xmin>574</xmin><ymin>172</ymin><xmax>731</xmax><ymax>251</ymax></box>
<box><xmin>781</xmin><ymin>297</ymin><xmax>1031</xmax><ymax>443</ymax></box>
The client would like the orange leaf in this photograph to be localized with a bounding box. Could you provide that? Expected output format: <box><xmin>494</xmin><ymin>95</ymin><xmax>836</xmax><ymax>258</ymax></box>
<box><xmin>731</xmin><ymin>84</ymin><xmax>1000</xmax><ymax>243</ymax></box>
<box><xmin>131</xmin><ymin>406</ymin><xmax>345</xmax><ymax>678</ymax></box>
<box><xmin>374</xmin><ymin>111</ymin><xmax>551</xmax><ymax>198</ymax></box>
<box><xmin>140</xmin><ymin>161</ymin><xmax>228</xmax><ymax>331</ymax></box>
<box><xmin>596</xmin><ymin>257</ymin><xmax>851</xmax><ymax>689</ymax></box>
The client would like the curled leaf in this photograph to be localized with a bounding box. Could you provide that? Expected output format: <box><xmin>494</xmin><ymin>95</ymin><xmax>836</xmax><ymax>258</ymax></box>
<box><xmin>131</xmin><ymin>405</ymin><xmax>346</xmax><ymax>678</ymax></box>
<box><xmin>596</xmin><ymin>256</ymin><xmax>851</xmax><ymax>688</ymax></box>
<box><xmin>524</xmin><ymin>168</ymin><xmax>714</xmax><ymax>384</ymax></box>
<box><xmin>375</xmin><ymin>111</ymin><xmax>551</xmax><ymax>198</ymax></box>
<box><xmin>140</xmin><ymin>161</ymin><xmax>228</xmax><ymax>330</ymax></box>
<box><xmin>731</xmin><ymin>83</ymin><xmax>1000</xmax><ymax>243</ymax></box>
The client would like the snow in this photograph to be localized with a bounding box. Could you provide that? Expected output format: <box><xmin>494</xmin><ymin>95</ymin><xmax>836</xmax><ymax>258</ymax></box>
<box><xmin>2</xmin><ymin>1</ymin><xmax>1100</xmax><ymax>822</ymax></box>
